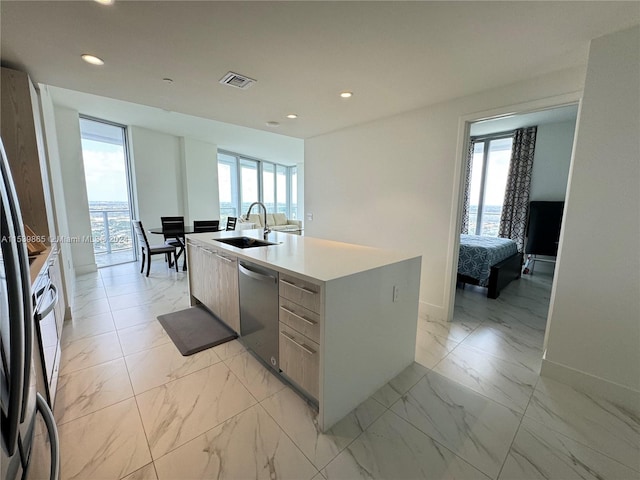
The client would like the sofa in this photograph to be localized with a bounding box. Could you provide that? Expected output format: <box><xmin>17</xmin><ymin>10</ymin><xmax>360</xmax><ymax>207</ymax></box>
<box><xmin>246</xmin><ymin>213</ymin><xmax>302</xmax><ymax>232</ymax></box>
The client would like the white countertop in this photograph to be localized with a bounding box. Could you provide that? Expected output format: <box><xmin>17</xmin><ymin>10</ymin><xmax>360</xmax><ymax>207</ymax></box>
<box><xmin>186</xmin><ymin>229</ymin><xmax>420</xmax><ymax>283</ymax></box>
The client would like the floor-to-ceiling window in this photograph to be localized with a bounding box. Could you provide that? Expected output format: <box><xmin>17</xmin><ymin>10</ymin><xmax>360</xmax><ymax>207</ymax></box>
<box><xmin>289</xmin><ymin>166</ymin><xmax>298</xmax><ymax>220</ymax></box>
<box><xmin>468</xmin><ymin>135</ymin><xmax>513</xmax><ymax>236</ymax></box>
<box><xmin>276</xmin><ymin>165</ymin><xmax>287</xmax><ymax>214</ymax></box>
<box><xmin>262</xmin><ymin>162</ymin><xmax>275</xmax><ymax>212</ymax></box>
<box><xmin>217</xmin><ymin>151</ymin><xmax>297</xmax><ymax>222</ymax></box>
<box><xmin>79</xmin><ymin>117</ymin><xmax>136</xmax><ymax>267</ymax></box>
<box><xmin>218</xmin><ymin>153</ymin><xmax>239</xmax><ymax>219</ymax></box>
<box><xmin>239</xmin><ymin>158</ymin><xmax>259</xmax><ymax>215</ymax></box>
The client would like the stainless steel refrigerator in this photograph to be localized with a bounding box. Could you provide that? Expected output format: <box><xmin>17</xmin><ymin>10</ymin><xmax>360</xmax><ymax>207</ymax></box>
<box><xmin>1</xmin><ymin>139</ymin><xmax>60</xmax><ymax>479</ymax></box>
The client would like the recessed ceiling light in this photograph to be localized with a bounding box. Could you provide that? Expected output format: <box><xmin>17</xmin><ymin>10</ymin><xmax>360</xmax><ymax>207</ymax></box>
<box><xmin>286</xmin><ymin>114</ymin><xmax>298</xmax><ymax>119</ymax></box>
<box><xmin>81</xmin><ymin>54</ymin><xmax>104</xmax><ymax>66</ymax></box>
<box><xmin>94</xmin><ymin>0</ymin><xmax>114</xmax><ymax>5</ymax></box>
<box><xmin>266</xmin><ymin>121</ymin><xmax>280</xmax><ymax>127</ymax></box>
<box><xmin>340</xmin><ymin>91</ymin><xmax>353</xmax><ymax>98</ymax></box>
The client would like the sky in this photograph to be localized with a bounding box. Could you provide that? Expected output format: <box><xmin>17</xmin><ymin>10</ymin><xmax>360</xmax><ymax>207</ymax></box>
<box><xmin>470</xmin><ymin>137</ymin><xmax>512</xmax><ymax>207</ymax></box>
<box><xmin>81</xmin><ymin>139</ymin><xmax>129</xmax><ymax>203</ymax></box>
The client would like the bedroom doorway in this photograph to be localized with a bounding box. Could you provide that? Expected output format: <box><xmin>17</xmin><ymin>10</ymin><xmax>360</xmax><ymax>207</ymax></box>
<box><xmin>443</xmin><ymin>100</ymin><xmax>579</xmax><ymax>376</ymax></box>
<box><xmin>457</xmin><ymin>103</ymin><xmax>578</xmax><ymax>295</ymax></box>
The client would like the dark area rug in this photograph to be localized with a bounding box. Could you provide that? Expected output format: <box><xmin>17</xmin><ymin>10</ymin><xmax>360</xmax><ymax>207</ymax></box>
<box><xmin>157</xmin><ymin>306</ymin><xmax>237</xmax><ymax>356</ymax></box>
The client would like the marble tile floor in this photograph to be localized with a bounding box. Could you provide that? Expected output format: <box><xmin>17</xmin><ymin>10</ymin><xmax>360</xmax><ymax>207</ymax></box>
<box><xmin>54</xmin><ymin>258</ymin><xmax>639</xmax><ymax>479</ymax></box>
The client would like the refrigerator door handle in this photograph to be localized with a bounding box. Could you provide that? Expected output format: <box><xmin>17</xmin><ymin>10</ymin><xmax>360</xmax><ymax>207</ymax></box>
<box><xmin>35</xmin><ymin>392</ymin><xmax>60</xmax><ymax>480</ymax></box>
<box><xmin>0</xmin><ymin>187</ymin><xmax>25</xmax><ymax>457</ymax></box>
<box><xmin>18</xmin><ymin>243</ymin><xmax>33</xmax><ymax>425</ymax></box>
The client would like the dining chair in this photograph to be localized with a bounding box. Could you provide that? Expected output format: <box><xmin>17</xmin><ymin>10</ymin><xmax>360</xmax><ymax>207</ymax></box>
<box><xmin>161</xmin><ymin>216</ymin><xmax>186</xmax><ymax>270</ymax></box>
<box><xmin>226</xmin><ymin>217</ymin><xmax>237</xmax><ymax>231</ymax></box>
<box><xmin>132</xmin><ymin>220</ymin><xmax>178</xmax><ymax>277</ymax></box>
<box><xmin>193</xmin><ymin>220</ymin><xmax>220</xmax><ymax>233</ymax></box>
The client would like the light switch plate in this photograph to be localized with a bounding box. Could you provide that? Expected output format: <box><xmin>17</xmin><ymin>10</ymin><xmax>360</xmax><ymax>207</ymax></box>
<box><xmin>393</xmin><ymin>285</ymin><xmax>400</xmax><ymax>302</ymax></box>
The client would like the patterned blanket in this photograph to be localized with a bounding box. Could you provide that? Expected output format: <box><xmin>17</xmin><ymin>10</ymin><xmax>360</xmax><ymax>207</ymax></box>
<box><xmin>458</xmin><ymin>235</ymin><xmax>518</xmax><ymax>286</ymax></box>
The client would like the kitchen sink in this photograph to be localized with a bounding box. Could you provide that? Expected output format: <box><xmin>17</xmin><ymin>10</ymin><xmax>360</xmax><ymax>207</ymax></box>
<box><xmin>214</xmin><ymin>236</ymin><xmax>279</xmax><ymax>249</ymax></box>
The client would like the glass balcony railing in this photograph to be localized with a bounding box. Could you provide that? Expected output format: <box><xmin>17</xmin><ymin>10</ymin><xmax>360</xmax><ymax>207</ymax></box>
<box><xmin>89</xmin><ymin>208</ymin><xmax>134</xmax><ymax>254</ymax></box>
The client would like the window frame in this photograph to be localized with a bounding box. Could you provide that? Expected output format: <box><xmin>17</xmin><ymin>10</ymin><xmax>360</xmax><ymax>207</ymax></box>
<box><xmin>469</xmin><ymin>131</ymin><xmax>514</xmax><ymax>236</ymax></box>
<box><xmin>217</xmin><ymin>153</ymin><xmax>240</xmax><ymax>219</ymax></box>
<box><xmin>218</xmin><ymin>150</ymin><xmax>297</xmax><ymax>221</ymax></box>
<box><xmin>78</xmin><ymin>115</ymin><xmax>138</xmax><ymax>263</ymax></box>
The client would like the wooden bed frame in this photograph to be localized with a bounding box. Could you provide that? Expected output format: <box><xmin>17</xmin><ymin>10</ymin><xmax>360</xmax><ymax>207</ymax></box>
<box><xmin>457</xmin><ymin>252</ymin><xmax>523</xmax><ymax>299</ymax></box>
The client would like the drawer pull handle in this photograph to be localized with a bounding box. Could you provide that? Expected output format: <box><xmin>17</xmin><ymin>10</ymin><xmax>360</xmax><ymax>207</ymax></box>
<box><xmin>280</xmin><ymin>306</ymin><xmax>317</xmax><ymax>326</ymax></box>
<box><xmin>281</xmin><ymin>279</ymin><xmax>317</xmax><ymax>295</ymax></box>
<box><xmin>214</xmin><ymin>253</ymin><xmax>234</xmax><ymax>263</ymax></box>
<box><xmin>281</xmin><ymin>331</ymin><xmax>316</xmax><ymax>355</ymax></box>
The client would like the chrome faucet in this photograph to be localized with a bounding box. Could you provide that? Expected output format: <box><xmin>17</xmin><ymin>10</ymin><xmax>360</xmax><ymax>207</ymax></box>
<box><xmin>245</xmin><ymin>202</ymin><xmax>271</xmax><ymax>239</ymax></box>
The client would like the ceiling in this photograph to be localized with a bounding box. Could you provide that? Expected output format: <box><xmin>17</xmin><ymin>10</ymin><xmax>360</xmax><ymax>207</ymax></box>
<box><xmin>1</xmin><ymin>1</ymin><xmax>639</xmax><ymax>139</ymax></box>
<box><xmin>48</xmin><ymin>84</ymin><xmax>304</xmax><ymax>165</ymax></box>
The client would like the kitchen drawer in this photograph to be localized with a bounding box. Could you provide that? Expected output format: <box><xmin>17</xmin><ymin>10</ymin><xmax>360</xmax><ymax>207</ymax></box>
<box><xmin>279</xmin><ymin>323</ymin><xmax>319</xmax><ymax>400</ymax></box>
<box><xmin>279</xmin><ymin>273</ymin><xmax>321</xmax><ymax>313</ymax></box>
<box><xmin>279</xmin><ymin>297</ymin><xmax>321</xmax><ymax>344</ymax></box>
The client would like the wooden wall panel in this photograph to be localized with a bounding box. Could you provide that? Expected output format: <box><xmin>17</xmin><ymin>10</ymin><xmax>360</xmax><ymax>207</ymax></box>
<box><xmin>1</xmin><ymin>67</ymin><xmax>50</xmax><ymax>241</ymax></box>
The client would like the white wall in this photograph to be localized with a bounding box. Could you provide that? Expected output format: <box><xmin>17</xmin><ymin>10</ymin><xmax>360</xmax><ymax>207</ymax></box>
<box><xmin>129</xmin><ymin>126</ymin><xmax>183</xmax><ymax>230</ymax></box>
<box><xmin>38</xmin><ymin>86</ymin><xmax>76</xmax><ymax>305</ymax></box>
<box><xmin>543</xmin><ymin>26</ymin><xmax>640</xmax><ymax>400</ymax></box>
<box><xmin>180</xmin><ymin>137</ymin><xmax>219</xmax><ymax>225</ymax></box>
<box><xmin>53</xmin><ymin>106</ymin><xmax>96</xmax><ymax>274</ymax></box>
<box><xmin>530</xmin><ymin>119</ymin><xmax>576</xmax><ymax>201</ymax></box>
<box><xmin>130</xmin><ymin>129</ymin><xmax>224</xmax><ymax>231</ymax></box>
<box><xmin>305</xmin><ymin>67</ymin><xmax>585</xmax><ymax>319</ymax></box>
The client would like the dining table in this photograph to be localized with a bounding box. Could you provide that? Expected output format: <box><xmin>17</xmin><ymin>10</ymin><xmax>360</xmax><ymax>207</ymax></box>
<box><xmin>149</xmin><ymin>226</ymin><xmax>195</xmax><ymax>236</ymax></box>
<box><xmin>148</xmin><ymin>226</ymin><xmax>222</xmax><ymax>271</ymax></box>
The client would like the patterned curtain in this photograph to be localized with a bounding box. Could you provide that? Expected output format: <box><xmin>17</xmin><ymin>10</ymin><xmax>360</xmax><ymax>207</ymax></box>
<box><xmin>499</xmin><ymin>126</ymin><xmax>537</xmax><ymax>251</ymax></box>
<box><xmin>461</xmin><ymin>139</ymin><xmax>476</xmax><ymax>234</ymax></box>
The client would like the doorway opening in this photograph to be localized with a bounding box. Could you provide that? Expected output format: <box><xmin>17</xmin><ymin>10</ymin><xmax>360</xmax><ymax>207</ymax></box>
<box><xmin>440</xmin><ymin>97</ymin><xmax>578</xmax><ymax>378</ymax></box>
<box><xmin>79</xmin><ymin>117</ymin><xmax>136</xmax><ymax>268</ymax></box>
<box><xmin>446</xmin><ymin>102</ymin><xmax>578</xmax><ymax>375</ymax></box>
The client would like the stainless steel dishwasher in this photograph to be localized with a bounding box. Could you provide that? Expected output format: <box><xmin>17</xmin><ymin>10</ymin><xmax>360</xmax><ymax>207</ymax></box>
<box><xmin>238</xmin><ymin>260</ymin><xmax>279</xmax><ymax>370</ymax></box>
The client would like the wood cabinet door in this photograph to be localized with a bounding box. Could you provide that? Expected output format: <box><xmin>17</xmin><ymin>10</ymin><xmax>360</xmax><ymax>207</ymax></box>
<box><xmin>1</xmin><ymin>67</ymin><xmax>51</xmax><ymax>240</ymax></box>
<box><xmin>215</xmin><ymin>252</ymin><xmax>240</xmax><ymax>333</ymax></box>
<box><xmin>187</xmin><ymin>242</ymin><xmax>239</xmax><ymax>333</ymax></box>
<box><xmin>200</xmin><ymin>247</ymin><xmax>219</xmax><ymax>315</ymax></box>
<box><xmin>187</xmin><ymin>242</ymin><xmax>204</xmax><ymax>302</ymax></box>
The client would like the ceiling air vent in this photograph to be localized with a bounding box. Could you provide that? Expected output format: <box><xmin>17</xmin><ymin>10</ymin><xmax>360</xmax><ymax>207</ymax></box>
<box><xmin>219</xmin><ymin>71</ymin><xmax>256</xmax><ymax>90</ymax></box>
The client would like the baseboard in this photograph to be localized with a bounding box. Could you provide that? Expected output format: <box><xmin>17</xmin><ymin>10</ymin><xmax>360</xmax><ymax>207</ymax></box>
<box><xmin>74</xmin><ymin>263</ymin><xmax>97</xmax><ymax>275</ymax></box>
<box><xmin>541</xmin><ymin>358</ymin><xmax>640</xmax><ymax>413</ymax></box>
<box><xmin>418</xmin><ymin>301</ymin><xmax>445</xmax><ymax>322</ymax></box>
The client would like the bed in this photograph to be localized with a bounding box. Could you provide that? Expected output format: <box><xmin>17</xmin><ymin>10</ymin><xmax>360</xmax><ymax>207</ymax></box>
<box><xmin>457</xmin><ymin>234</ymin><xmax>523</xmax><ymax>299</ymax></box>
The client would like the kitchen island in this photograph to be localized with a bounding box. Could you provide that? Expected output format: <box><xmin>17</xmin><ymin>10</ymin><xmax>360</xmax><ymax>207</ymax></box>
<box><xmin>186</xmin><ymin>228</ymin><xmax>421</xmax><ymax>431</ymax></box>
